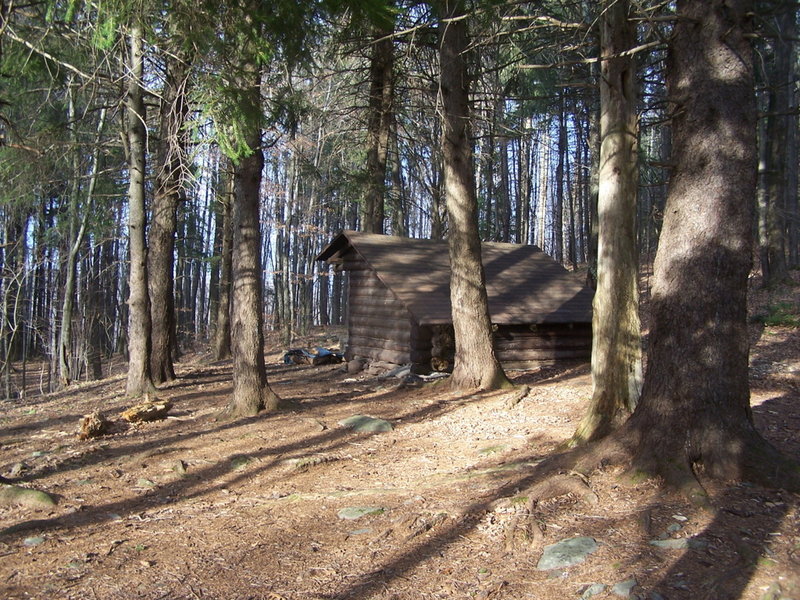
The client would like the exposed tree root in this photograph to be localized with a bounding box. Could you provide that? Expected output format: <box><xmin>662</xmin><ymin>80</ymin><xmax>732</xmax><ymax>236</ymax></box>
<box><xmin>503</xmin><ymin>385</ymin><xmax>530</xmax><ymax>409</ymax></box>
<box><xmin>566</xmin><ymin>419</ymin><xmax>800</xmax><ymax>500</ymax></box>
<box><xmin>503</xmin><ymin>472</ymin><xmax>598</xmax><ymax>552</ymax></box>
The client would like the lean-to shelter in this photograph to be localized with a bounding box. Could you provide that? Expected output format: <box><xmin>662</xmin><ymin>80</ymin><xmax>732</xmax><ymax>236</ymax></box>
<box><xmin>317</xmin><ymin>231</ymin><xmax>593</xmax><ymax>373</ymax></box>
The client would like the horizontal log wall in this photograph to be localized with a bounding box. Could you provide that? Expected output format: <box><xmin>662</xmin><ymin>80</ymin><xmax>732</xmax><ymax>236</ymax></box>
<box><xmin>340</xmin><ymin>247</ymin><xmax>592</xmax><ymax>372</ymax></box>
<box><xmin>345</xmin><ymin>268</ymin><xmax>415</xmax><ymax>366</ymax></box>
<box><xmin>493</xmin><ymin>324</ymin><xmax>591</xmax><ymax>365</ymax></box>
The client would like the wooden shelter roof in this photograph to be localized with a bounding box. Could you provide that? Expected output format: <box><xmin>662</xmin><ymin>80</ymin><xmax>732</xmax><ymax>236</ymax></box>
<box><xmin>317</xmin><ymin>230</ymin><xmax>593</xmax><ymax>326</ymax></box>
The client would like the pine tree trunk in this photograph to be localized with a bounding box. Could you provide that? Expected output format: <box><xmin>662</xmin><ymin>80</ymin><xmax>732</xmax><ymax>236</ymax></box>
<box><xmin>213</xmin><ymin>167</ymin><xmax>233</xmax><ymax>360</ymax></box>
<box><xmin>363</xmin><ymin>24</ymin><xmax>394</xmax><ymax>234</ymax></box>
<box><xmin>149</xmin><ymin>53</ymin><xmax>188</xmax><ymax>384</ymax></box>
<box><xmin>437</xmin><ymin>0</ymin><xmax>509</xmax><ymax>391</ymax></box>
<box><xmin>554</xmin><ymin>93</ymin><xmax>566</xmax><ymax>263</ymax></box>
<box><xmin>125</xmin><ymin>23</ymin><xmax>156</xmax><ymax>398</ymax></box>
<box><xmin>761</xmin><ymin>7</ymin><xmax>794</xmax><ymax>284</ymax></box>
<box><xmin>570</xmin><ymin>0</ymin><xmax>642</xmax><ymax>446</ymax></box>
<box><xmin>224</xmin><ymin>62</ymin><xmax>279</xmax><ymax>417</ymax></box>
<box><xmin>389</xmin><ymin>118</ymin><xmax>407</xmax><ymax>236</ymax></box>
<box><xmin>615</xmin><ymin>0</ymin><xmax>799</xmax><ymax>491</ymax></box>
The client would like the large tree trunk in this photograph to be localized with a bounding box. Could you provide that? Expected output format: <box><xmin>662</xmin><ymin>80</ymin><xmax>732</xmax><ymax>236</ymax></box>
<box><xmin>437</xmin><ymin>0</ymin><xmax>510</xmax><ymax>391</ymax></box>
<box><xmin>148</xmin><ymin>53</ymin><xmax>189</xmax><ymax>384</ymax></box>
<box><xmin>607</xmin><ymin>0</ymin><xmax>799</xmax><ymax>492</ymax></box>
<box><xmin>570</xmin><ymin>0</ymin><xmax>642</xmax><ymax>446</ymax></box>
<box><xmin>125</xmin><ymin>23</ymin><xmax>157</xmax><ymax>398</ymax></box>
<box><xmin>223</xmin><ymin>62</ymin><xmax>279</xmax><ymax>418</ymax></box>
<box><xmin>363</xmin><ymin>23</ymin><xmax>394</xmax><ymax>234</ymax></box>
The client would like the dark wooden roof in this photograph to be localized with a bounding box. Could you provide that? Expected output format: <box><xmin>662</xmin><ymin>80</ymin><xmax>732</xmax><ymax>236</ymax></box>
<box><xmin>317</xmin><ymin>231</ymin><xmax>593</xmax><ymax>326</ymax></box>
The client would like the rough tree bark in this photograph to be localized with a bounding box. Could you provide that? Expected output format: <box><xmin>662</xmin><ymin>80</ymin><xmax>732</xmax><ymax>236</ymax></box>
<box><xmin>148</xmin><ymin>53</ymin><xmax>189</xmax><ymax>384</ymax></box>
<box><xmin>124</xmin><ymin>22</ymin><xmax>157</xmax><ymax>397</ymax></box>
<box><xmin>212</xmin><ymin>162</ymin><xmax>233</xmax><ymax>360</ymax></box>
<box><xmin>363</xmin><ymin>22</ymin><xmax>394</xmax><ymax>234</ymax></box>
<box><xmin>586</xmin><ymin>0</ymin><xmax>799</xmax><ymax>494</ymax></box>
<box><xmin>759</xmin><ymin>5</ymin><xmax>794</xmax><ymax>285</ymax></box>
<box><xmin>437</xmin><ymin>0</ymin><xmax>510</xmax><ymax>391</ymax></box>
<box><xmin>570</xmin><ymin>0</ymin><xmax>642</xmax><ymax>446</ymax></box>
<box><xmin>222</xmin><ymin>61</ymin><xmax>280</xmax><ymax>418</ymax></box>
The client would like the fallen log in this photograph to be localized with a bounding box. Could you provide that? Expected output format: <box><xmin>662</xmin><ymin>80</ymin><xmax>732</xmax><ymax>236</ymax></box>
<box><xmin>121</xmin><ymin>399</ymin><xmax>172</xmax><ymax>423</ymax></box>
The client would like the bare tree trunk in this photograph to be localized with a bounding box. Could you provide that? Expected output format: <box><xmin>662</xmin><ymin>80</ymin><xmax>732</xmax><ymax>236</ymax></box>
<box><xmin>437</xmin><ymin>0</ymin><xmax>510</xmax><ymax>391</ymax></box>
<box><xmin>59</xmin><ymin>83</ymin><xmax>106</xmax><ymax>387</ymax></box>
<box><xmin>125</xmin><ymin>22</ymin><xmax>157</xmax><ymax>398</ymax></box>
<box><xmin>606</xmin><ymin>0</ymin><xmax>799</xmax><ymax>492</ymax></box>
<box><xmin>389</xmin><ymin>117</ymin><xmax>407</xmax><ymax>236</ymax></box>
<box><xmin>554</xmin><ymin>93</ymin><xmax>566</xmax><ymax>263</ymax></box>
<box><xmin>570</xmin><ymin>0</ymin><xmax>642</xmax><ymax>446</ymax></box>
<box><xmin>213</xmin><ymin>167</ymin><xmax>233</xmax><ymax>360</ymax></box>
<box><xmin>585</xmin><ymin>110</ymin><xmax>600</xmax><ymax>289</ymax></box>
<box><xmin>536</xmin><ymin>122</ymin><xmax>549</xmax><ymax>251</ymax></box>
<box><xmin>761</xmin><ymin>6</ymin><xmax>794</xmax><ymax>284</ymax></box>
<box><xmin>363</xmin><ymin>23</ymin><xmax>394</xmax><ymax>234</ymax></box>
<box><xmin>149</xmin><ymin>53</ymin><xmax>189</xmax><ymax>384</ymax></box>
<box><xmin>223</xmin><ymin>61</ymin><xmax>279</xmax><ymax>418</ymax></box>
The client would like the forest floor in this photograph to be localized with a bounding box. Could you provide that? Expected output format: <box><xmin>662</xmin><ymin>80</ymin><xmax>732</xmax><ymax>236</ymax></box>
<box><xmin>1</xmin><ymin>275</ymin><xmax>799</xmax><ymax>600</ymax></box>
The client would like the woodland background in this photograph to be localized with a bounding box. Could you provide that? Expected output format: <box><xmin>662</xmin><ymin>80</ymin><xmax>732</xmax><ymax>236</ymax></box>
<box><xmin>0</xmin><ymin>0</ymin><xmax>798</xmax><ymax>399</ymax></box>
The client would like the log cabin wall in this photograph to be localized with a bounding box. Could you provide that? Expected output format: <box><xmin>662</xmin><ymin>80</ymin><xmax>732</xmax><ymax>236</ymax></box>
<box><xmin>493</xmin><ymin>323</ymin><xmax>592</xmax><ymax>369</ymax></box>
<box><xmin>342</xmin><ymin>254</ymin><xmax>418</xmax><ymax>367</ymax></box>
<box><xmin>318</xmin><ymin>232</ymin><xmax>595</xmax><ymax>374</ymax></box>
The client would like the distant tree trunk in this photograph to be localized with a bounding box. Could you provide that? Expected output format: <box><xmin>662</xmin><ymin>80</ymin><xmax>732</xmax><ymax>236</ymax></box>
<box><xmin>149</xmin><ymin>53</ymin><xmax>189</xmax><ymax>384</ymax></box>
<box><xmin>570</xmin><ymin>0</ymin><xmax>642</xmax><ymax>446</ymax></box>
<box><xmin>125</xmin><ymin>22</ymin><xmax>157</xmax><ymax>398</ymax></box>
<box><xmin>58</xmin><ymin>83</ymin><xmax>103</xmax><ymax>388</ymax></box>
<box><xmin>585</xmin><ymin>110</ymin><xmax>600</xmax><ymax>289</ymax></box>
<box><xmin>208</xmin><ymin>170</ymin><xmax>223</xmax><ymax>336</ymax></box>
<box><xmin>554</xmin><ymin>93</ymin><xmax>566</xmax><ymax>263</ymax></box>
<box><xmin>536</xmin><ymin>121</ymin><xmax>550</xmax><ymax>251</ymax></box>
<box><xmin>389</xmin><ymin>118</ymin><xmax>407</xmax><ymax>236</ymax></box>
<box><xmin>84</xmin><ymin>243</ymin><xmax>104</xmax><ymax>380</ymax></box>
<box><xmin>497</xmin><ymin>134</ymin><xmax>511</xmax><ymax>242</ymax></box>
<box><xmin>212</xmin><ymin>162</ymin><xmax>233</xmax><ymax>360</ymax></box>
<box><xmin>437</xmin><ymin>0</ymin><xmax>510</xmax><ymax>391</ymax></box>
<box><xmin>223</xmin><ymin>61</ymin><xmax>280</xmax><ymax>418</ymax></box>
<box><xmin>760</xmin><ymin>6</ymin><xmax>794</xmax><ymax>285</ymax></box>
<box><xmin>601</xmin><ymin>0</ymin><xmax>800</xmax><ymax>493</ymax></box>
<box><xmin>363</xmin><ymin>23</ymin><xmax>394</xmax><ymax>234</ymax></box>
<box><xmin>786</xmin><ymin>56</ymin><xmax>799</xmax><ymax>268</ymax></box>
<box><xmin>516</xmin><ymin>120</ymin><xmax>533</xmax><ymax>244</ymax></box>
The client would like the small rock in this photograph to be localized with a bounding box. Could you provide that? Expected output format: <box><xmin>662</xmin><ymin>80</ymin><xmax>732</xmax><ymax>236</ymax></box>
<box><xmin>8</xmin><ymin>462</ymin><xmax>25</xmax><ymax>477</ymax></box>
<box><xmin>581</xmin><ymin>583</ymin><xmax>607</xmax><ymax>599</ymax></box>
<box><xmin>649</xmin><ymin>537</ymin><xmax>707</xmax><ymax>550</ymax></box>
<box><xmin>672</xmin><ymin>514</ymin><xmax>688</xmax><ymax>522</ymax></box>
<box><xmin>229</xmin><ymin>455</ymin><xmax>252</xmax><ymax>471</ymax></box>
<box><xmin>0</xmin><ymin>484</ymin><xmax>57</xmax><ymax>509</ymax></box>
<box><xmin>23</xmin><ymin>536</ymin><xmax>45</xmax><ymax>547</ymax></box>
<box><xmin>338</xmin><ymin>415</ymin><xmax>393</xmax><ymax>433</ymax></box>
<box><xmin>612</xmin><ymin>577</ymin><xmax>638</xmax><ymax>598</ymax></box>
<box><xmin>537</xmin><ymin>536</ymin><xmax>598</xmax><ymax>570</ymax></box>
<box><xmin>172</xmin><ymin>460</ymin><xmax>188</xmax><ymax>475</ymax></box>
<box><xmin>337</xmin><ymin>506</ymin><xmax>386</xmax><ymax>520</ymax></box>
<box><xmin>347</xmin><ymin>359</ymin><xmax>365</xmax><ymax>374</ymax></box>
